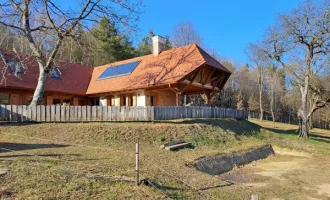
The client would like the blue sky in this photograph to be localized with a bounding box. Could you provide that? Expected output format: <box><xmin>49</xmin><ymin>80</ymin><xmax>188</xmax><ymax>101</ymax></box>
<box><xmin>136</xmin><ymin>0</ymin><xmax>302</xmax><ymax>64</ymax></box>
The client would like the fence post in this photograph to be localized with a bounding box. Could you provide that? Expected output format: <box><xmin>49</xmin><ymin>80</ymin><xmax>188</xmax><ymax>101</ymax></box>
<box><xmin>136</xmin><ymin>142</ymin><xmax>139</xmax><ymax>186</ymax></box>
<box><xmin>251</xmin><ymin>195</ymin><xmax>258</xmax><ymax>200</ymax></box>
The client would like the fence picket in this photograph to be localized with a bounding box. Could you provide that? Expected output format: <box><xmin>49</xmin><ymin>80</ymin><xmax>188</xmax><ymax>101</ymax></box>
<box><xmin>0</xmin><ymin>105</ymin><xmax>248</xmax><ymax>122</ymax></box>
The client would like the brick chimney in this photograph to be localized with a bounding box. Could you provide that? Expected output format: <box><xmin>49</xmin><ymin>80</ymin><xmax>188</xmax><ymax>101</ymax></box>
<box><xmin>152</xmin><ymin>35</ymin><xmax>165</xmax><ymax>56</ymax></box>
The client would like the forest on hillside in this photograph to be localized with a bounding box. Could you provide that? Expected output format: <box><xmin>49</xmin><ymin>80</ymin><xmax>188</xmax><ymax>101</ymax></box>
<box><xmin>0</xmin><ymin>0</ymin><xmax>329</xmax><ymax>135</ymax></box>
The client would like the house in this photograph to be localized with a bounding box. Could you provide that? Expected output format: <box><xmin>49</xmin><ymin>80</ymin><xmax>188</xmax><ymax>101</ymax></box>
<box><xmin>0</xmin><ymin>36</ymin><xmax>231</xmax><ymax>106</ymax></box>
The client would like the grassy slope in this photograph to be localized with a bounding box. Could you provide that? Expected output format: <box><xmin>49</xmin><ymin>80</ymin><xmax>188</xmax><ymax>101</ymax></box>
<box><xmin>0</xmin><ymin>119</ymin><xmax>329</xmax><ymax>199</ymax></box>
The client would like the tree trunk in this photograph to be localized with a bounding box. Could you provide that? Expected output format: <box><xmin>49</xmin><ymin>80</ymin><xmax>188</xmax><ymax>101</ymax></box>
<box><xmin>259</xmin><ymin>89</ymin><xmax>263</xmax><ymax>121</ymax></box>
<box><xmin>258</xmin><ymin>68</ymin><xmax>263</xmax><ymax>122</ymax></box>
<box><xmin>30</xmin><ymin>63</ymin><xmax>48</xmax><ymax>106</ymax></box>
<box><xmin>309</xmin><ymin>113</ymin><xmax>313</xmax><ymax>130</ymax></box>
<box><xmin>299</xmin><ymin>87</ymin><xmax>309</xmax><ymax>138</ymax></box>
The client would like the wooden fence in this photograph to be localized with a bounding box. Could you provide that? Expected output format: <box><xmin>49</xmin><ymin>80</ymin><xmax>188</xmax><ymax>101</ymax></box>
<box><xmin>0</xmin><ymin>105</ymin><xmax>248</xmax><ymax>122</ymax></box>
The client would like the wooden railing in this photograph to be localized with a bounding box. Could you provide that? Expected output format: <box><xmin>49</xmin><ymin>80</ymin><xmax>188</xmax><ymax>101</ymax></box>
<box><xmin>0</xmin><ymin>105</ymin><xmax>248</xmax><ymax>122</ymax></box>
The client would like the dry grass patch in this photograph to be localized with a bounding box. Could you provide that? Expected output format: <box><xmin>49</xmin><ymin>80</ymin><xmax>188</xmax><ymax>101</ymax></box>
<box><xmin>0</xmin><ymin>119</ymin><xmax>329</xmax><ymax>199</ymax></box>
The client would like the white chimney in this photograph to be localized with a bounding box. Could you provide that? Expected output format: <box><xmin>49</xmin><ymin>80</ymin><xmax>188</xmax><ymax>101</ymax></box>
<box><xmin>152</xmin><ymin>35</ymin><xmax>165</xmax><ymax>56</ymax></box>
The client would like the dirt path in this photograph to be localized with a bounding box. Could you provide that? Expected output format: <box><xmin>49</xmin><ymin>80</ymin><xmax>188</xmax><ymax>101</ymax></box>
<box><xmin>218</xmin><ymin>146</ymin><xmax>330</xmax><ymax>199</ymax></box>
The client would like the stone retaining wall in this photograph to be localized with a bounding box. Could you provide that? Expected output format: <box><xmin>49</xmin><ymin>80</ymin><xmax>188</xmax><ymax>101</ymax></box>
<box><xmin>194</xmin><ymin>145</ymin><xmax>275</xmax><ymax>175</ymax></box>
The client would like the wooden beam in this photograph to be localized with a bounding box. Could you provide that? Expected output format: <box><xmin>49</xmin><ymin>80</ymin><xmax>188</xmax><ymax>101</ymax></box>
<box><xmin>208</xmin><ymin>75</ymin><xmax>222</xmax><ymax>85</ymax></box>
<box><xmin>217</xmin><ymin>74</ymin><xmax>230</xmax><ymax>91</ymax></box>
<box><xmin>178</xmin><ymin>63</ymin><xmax>206</xmax><ymax>83</ymax></box>
<box><xmin>213</xmin><ymin>76</ymin><xmax>224</xmax><ymax>90</ymax></box>
<box><xmin>200</xmin><ymin>67</ymin><xmax>205</xmax><ymax>83</ymax></box>
<box><xmin>175</xmin><ymin>92</ymin><xmax>181</xmax><ymax>106</ymax></box>
<box><xmin>180</xmin><ymin>67</ymin><xmax>202</xmax><ymax>93</ymax></box>
<box><xmin>202</xmin><ymin>69</ymin><xmax>216</xmax><ymax>86</ymax></box>
<box><xmin>181</xmin><ymin>80</ymin><xmax>214</xmax><ymax>90</ymax></box>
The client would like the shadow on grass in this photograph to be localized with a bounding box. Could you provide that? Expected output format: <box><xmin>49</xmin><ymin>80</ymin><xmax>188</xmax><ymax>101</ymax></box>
<box><xmin>263</xmin><ymin>127</ymin><xmax>297</xmax><ymax>136</ymax></box>
<box><xmin>0</xmin><ymin>143</ymin><xmax>69</xmax><ymax>153</ymax></box>
<box><xmin>265</xmin><ymin>127</ymin><xmax>330</xmax><ymax>139</ymax></box>
<box><xmin>0</xmin><ymin>153</ymin><xmax>80</xmax><ymax>158</ymax></box>
<box><xmin>148</xmin><ymin>180</ymin><xmax>182</xmax><ymax>191</ymax></box>
<box><xmin>0</xmin><ymin>122</ymin><xmax>41</xmax><ymax>127</ymax></box>
<box><xmin>197</xmin><ymin>182</ymin><xmax>234</xmax><ymax>191</ymax></box>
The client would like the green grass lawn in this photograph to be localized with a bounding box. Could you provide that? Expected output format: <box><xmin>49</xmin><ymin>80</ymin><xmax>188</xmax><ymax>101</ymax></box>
<box><xmin>0</xmin><ymin>119</ymin><xmax>330</xmax><ymax>199</ymax></box>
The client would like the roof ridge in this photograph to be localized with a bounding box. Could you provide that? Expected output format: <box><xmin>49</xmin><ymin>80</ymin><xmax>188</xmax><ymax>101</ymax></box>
<box><xmin>194</xmin><ymin>44</ymin><xmax>232</xmax><ymax>74</ymax></box>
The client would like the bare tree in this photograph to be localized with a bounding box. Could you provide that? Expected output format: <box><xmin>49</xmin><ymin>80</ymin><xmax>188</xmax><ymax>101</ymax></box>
<box><xmin>0</xmin><ymin>0</ymin><xmax>141</xmax><ymax>105</ymax></box>
<box><xmin>171</xmin><ymin>21</ymin><xmax>203</xmax><ymax>47</ymax></box>
<box><xmin>253</xmin><ymin>0</ymin><xmax>329</xmax><ymax>138</ymax></box>
<box><xmin>265</xmin><ymin>65</ymin><xmax>284</xmax><ymax>128</ymax></box>
<box><xmin>247</xmin><ymin>43</ymin><xmax>271</xmax><ymax>121</ymax></box>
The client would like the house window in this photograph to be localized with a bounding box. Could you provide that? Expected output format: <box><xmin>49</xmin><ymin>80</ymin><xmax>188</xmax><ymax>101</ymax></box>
<box><xmin>0</xmin><ymin>93</ymin><xmax>10</xmax><ymax>105</ymax></box>
<box><xmin>130</xmin><ymin>96</ymin><xmax>134</xmax><ymax>106</ymax></box>
<box><xmin>53</xmin><ymin>99</ymin><xmax>61</xmax><ymax>105</ymax></box>
<box><xmin>122</xmin><ymin>95</ymin><xmax>126</xmax><ymax>106</ymax></box>
<box><xmin>78</xmin><ymin>99</ymin><xmax>85</xmax><ymax>106</ymax></box>
<box><xmin>150</xmin><ymin>96</ymin><xmax>155</xmax><ymax>106</ymax></box>
<box><xmin>63</xmin><ymin>99</ymin><xmax>71</xmax><ymax>106</ymax></box>
<box><xmin>7</xmin><ymin>61</ymin><xmax>23</xmax><ymax>74</ymax></box>
<box><xmin>51</xmin><ymin>68</ymin><xmax>61</xmax><ymax>79</ymax></box>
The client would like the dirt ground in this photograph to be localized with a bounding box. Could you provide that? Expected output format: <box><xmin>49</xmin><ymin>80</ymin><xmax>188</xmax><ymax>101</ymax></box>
<box><xmin>218</xmin><ymin>146</ymin><xmax>330</xmax><ymax>199</ymax></box>
<box><xmin>0</xmin><ymin>119</ymin><xmax>330</xmax><ymax>199</ymax></box>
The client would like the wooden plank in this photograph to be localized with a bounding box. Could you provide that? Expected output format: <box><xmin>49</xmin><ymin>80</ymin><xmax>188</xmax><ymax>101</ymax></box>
<box><xmin>40</xmin><ymin>105</ymin><xmax>46</xmax><ymax>122</ymax></box>
<box><xmin>97</xmin><ymin>106</ymin><xmax>102</xmax><ymax>121</ymax></box>
<box><xmin>160</xmin><ymin>140</ymin><xmax>186</xmax><ymax>149</ymax></box>
<box><xmin>82</xmin><ymin>106</ymin><xmax>87</xmax><ymax>121</ymax></box>
<box><xmin>60</xmin><ymin>106</ymin><xmax>65</xmax><ymax>122</ymax></box>
<box><xmin>91</xmin><ymin>106</ymin><xmax>96</xmax><ymax>121</ymax></box>
<box><xmin>55</xmin><ymin>105</ymin><xmax>61</xmax><ymax>122</ymax></box>
<box><xmin>165</xmin><ymin>142</ymin><xmax>192</xmax><ymax>151</ymax></box>
<box><xmin>70</xmin><ymin>106</ymin><xmax>75</xmax><ymax>121</ymax></box>
<box><xmin>16</xmin><ymin>105</ymin><xmax>22</xmax><ymax>122</ymax></box>
<box><xmin>65</xmin><ymin>106</ymin><xmax>69</xmax><ymax>121</ymax></box>
<box><xmin>30</xmin><ymin>105</ymin><xmax>36</xmax><ymax>121</ymax></box>
<box><xmin>50</xmin><ymin>105</ymin><xmax>55</xmax><ymax>122</ymax></box>
<box><xmin>46</xmin><ymin>105</ymin><xmax>51</xmax><ymax>122</ymax></box>
<box><xmin>106</xmin><ymin>106</ymin><xmax>111</xmax><ymax>121</ymax></box>
<box><xmin>11</xmin><ymin>105</ymin><xmax>17</xmax><ymax>121</ymax></box>
<box><xmin>21</xmin><ymin>105</ymin><xmax>27</xmax><ymax>122</ymax></box>
<box><xmin>26</xmin><ymin>106</ymin><xmax>32</xmax><ymax>121</ymax></box>
<box><xmin>0</xmin><ymin>105</ymin><xmax>6</xmax><ymax>121</ymax></box>
<box><xmin>77</xmin><ymin>106</ymin><xmax>81</xmax><ymax>121</ymax></box>
<box><xmin>36</xmin><ymin>106</ymin><xmax>41</xmax><ymax>122</ymax></box>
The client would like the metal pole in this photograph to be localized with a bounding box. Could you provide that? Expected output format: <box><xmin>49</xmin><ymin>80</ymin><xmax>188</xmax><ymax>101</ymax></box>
<box><xmin>136</xmin><ymin>142</ymin><xmax>139</xmax><ymax>186</ymax></box>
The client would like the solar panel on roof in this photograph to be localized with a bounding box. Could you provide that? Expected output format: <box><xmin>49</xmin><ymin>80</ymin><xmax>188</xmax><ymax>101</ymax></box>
<box><xmin>97</xmin><ymin>60</ymin><xmax>141</xmax><ymax>80</ymax></box>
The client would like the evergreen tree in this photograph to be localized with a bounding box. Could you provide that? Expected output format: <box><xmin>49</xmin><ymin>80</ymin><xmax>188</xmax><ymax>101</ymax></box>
<box><xmin>136</xmin><ymin>30</ymin><xmax>154</xmax><ymax>56</ymax></box>
<box><xmin>92</xmin><ymin>18</ymin><xmax>135</xmax><ymax>63</ymax></box>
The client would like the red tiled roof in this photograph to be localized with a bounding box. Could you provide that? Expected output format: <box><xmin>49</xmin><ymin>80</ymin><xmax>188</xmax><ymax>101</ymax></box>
<box><xmin>0</xmin><ymin>44</ymin><xmax>231</xmax><ymax>96</ymax></box>
<box><xmin>0</xmin><ymin>49</ymin><xmax>92</xmax><ymax>95</ymax></box>
<box><xmin>86</xmin><ymin>44</ymin><xmax>231</xmax><ymax>94</ymax></box>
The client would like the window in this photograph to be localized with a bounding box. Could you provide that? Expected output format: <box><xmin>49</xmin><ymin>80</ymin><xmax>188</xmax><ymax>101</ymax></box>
<box><xmin>7</xmin><ymin>61</ymin><xmax>23</xmax><ymax>74</ymax></box>
<box><xmin>122</xmin><ymin>95</ymin><xmax>126</xmax><ymax>106</ymax></box>
<box><xmin>63</xmin><ymin>99</ymin><xmax>71</xmax><ymax>106</ymax></box>
<box><xmin>150</xmin><ymin>96</ymin><xmax>155</xmax><ymax>106</ymax></box>
<box><xmin>78</xmin><ymin>99</ymin><xmax>85</xmax><ymax>106</ymax></box>
<box><xmin>0</xmin><ymin>93</ymin><xmax>10</xmax><ymax>105</ymax></box>
<box><xmin>98</xmin><ymin>60</ymin><xmax>141</xmax><ymax>80</ymax></box>
<box><xmin>51</xmin><ymin>68</ymin><xmax>61</xmax><ymax>79</ymax></box>
<box><xmin>130</xmin><ymin>96</ymin><xmax>134</xmax><ymax>106</ymax></box>
<box><xmin>53</xmin><ymin>99</ymin><xmax>61</xmax><ymax>105</ymax></box>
